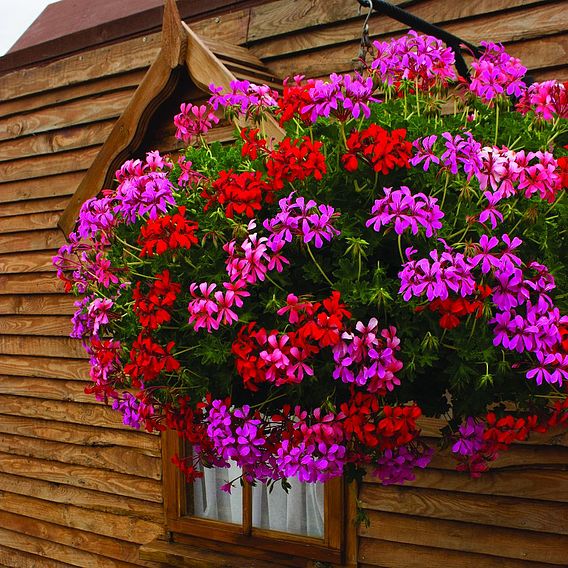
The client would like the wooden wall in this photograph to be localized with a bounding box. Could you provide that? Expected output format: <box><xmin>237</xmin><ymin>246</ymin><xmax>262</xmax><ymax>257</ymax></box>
<box><xmin>0</xmin><ymin>0</ymin><xmax>566</xmax><ymax>566</ymax></box>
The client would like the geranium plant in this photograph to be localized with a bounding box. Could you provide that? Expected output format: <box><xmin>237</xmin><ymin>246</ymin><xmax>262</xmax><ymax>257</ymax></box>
<box><xmin>55</xmin><ymin>31</ymin><xmax>568</xmax><ymax>489</ymax></box>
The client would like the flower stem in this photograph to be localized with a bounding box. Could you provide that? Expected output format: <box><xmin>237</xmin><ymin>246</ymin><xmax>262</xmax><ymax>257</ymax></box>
<box><xmin>494</xmin><ymin>102</ymin><xmax>500</xmax><ymax>146</ymax></box>
<box><xmin>306</xmin><ymin>243</ymin><xmax>334</xmax><ymax>287</ymax></box>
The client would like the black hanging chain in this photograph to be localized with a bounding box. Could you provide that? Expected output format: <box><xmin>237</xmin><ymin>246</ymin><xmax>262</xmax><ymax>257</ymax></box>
<box><xmin>356</xmin><ymin>0</ymin><xmax>485</xmax><ymax>80</ymax></box>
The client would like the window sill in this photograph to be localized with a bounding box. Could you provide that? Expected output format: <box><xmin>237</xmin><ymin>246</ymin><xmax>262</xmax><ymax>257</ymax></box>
<box><xmin>139</xmin><ymin>538</ymin><xmax>334</xmax><ymax>568</ymax></box>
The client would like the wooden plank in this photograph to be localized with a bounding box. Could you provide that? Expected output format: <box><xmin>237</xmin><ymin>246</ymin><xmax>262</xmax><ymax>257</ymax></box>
<box><xmin>0</xmin><ymin>196</ymin><xmax>69</xmax><ymax>217</ymax></box>
<box><xmin>0</xmin><ymin>34</ymin><xmax>160</xmax><ymax>102</ymax></box>
<box><xmin>0</xmin><ymin>230</ymin><xmax>65</xmax><ymax>254</ymax></box>
<box><xmin>0</xmin><ymin>545</ymin><xmax>73</xmax><ymax>568</ymax></box>
<box><xmin>0</xmin><ymin>315</ymin><xmax>72</xmax><ymax>336</ymax></box>
<box><xmin>0</xmin><ymin>146</ymin><xmax>99</xmax><ymax>183</ymax></box>
<box><xmin>358</xmin><ymin>538</ymin><xmax>564</xmax><ymax>568</ymax></box>
<box><xmin>0</xmin><ymin>337</ymin><xmax>85</xmax><ymax>359</ymax></box>
<box><xmin>0</xmin><ymin>512</ymin><xmax>162</xmax><ymax>568</ymax></box>
<box><xmin>0</xmin><ymin>525</ymin><xmax>140</xmax><ymax>568</ymax></box>
<box><xmin>0</xmin><ymin>355</ymin><xmax>88</xmax><ymax>379</ymax></box>
<box><xmin>0</xmin><ymin>273</ymin><xmax>65</xmax><ymax>295</ymax></box>
<box><xmin>0</xmin><ymin>472</ymin><xmax>163</xmax><ymax>521</ymax></box>
<box><xmin>0</xmin><ymin>211</ymin><xmax>60</xmax><ymax>234</ymax></box>
<box><xmin>368</xmin><ymin>467</ymin><xmax>568</xmax><ymax>503</ymax></box>
<box><xmin>0</xmin><ymin>377</ymin><xmax>94</xmax><ymax>401</ymax></box>
<box><xmin>0</xmin><ymin>491</ymin><xmax>164</xmax><ymax>544</ymax></box>
<box><xmin>359</xmin><ymin>511</ymin><xmax>568</xmax><ymax>564</ymax></box>
<box><xmin>359</xmin><ymin>484</ymin><xmax>568</xmax><ymax>536</ymax></box>
<box><xmin>0</xmin><ymin>69</ymin><xmax>146</xmax><ymax>120</ymax></box>
<box><xmin>0</xmin><ymin>250</ymin><xmax>59</xmax><ymax>273</ymax></box>
<box><xmin>250</xmin><ymin>0</ymin><xmax>556</xmax><ymax>59</ymax></box>
<box><xmin>0</xmin><ymin>415</ymin><xmax>161</xmax><ymax>453</ymax></box>
<box><xmin>266</xmin><ymin>31</ymin><xmax>568</xmax><ymax>81</ymax></box>
<box><xmin>426</xmin><ymin>439</ymin><xmax>568</xmax><ymax>469</ymax></box>
<box><xmin>0</xmin><ymin>91</ymin><xmax>131</xmax><ymax>142</ymax></box>
<box><xmin>0</xmin><ymin>452</ymin><xmax>162</xmax><ymax>500</ymax></box>
<box><xmin>0</xmin><ymin>395</ymin><xmax>150</xmax><ymax>431</ymax></box>
<box><xmin>0</xmin><ymin>432</ymin><xmax>161</xmax><ymax>478</ymax></box>
<box><xmin>247</xmin><ymin>0</ymin><xmax>384</xmax><ymax>42</ymax></box>
<box><xmin>0</xmin><ymin>172</ymin><xmax>84</xmax><ymax>204</ymax></box>
<box><xmin>0</xmin><ymin>120</ymin><xmax>114</xmax><ymax>162</ymax></box>
<box><xmin>0</xmin><ymin>295</ymin><xmax>77</xmax><ymax>316</ymax></box>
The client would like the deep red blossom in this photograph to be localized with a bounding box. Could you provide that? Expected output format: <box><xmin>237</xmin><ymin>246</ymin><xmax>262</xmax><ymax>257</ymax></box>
<box><xmin>376</xmin><ymin>405</ymin><xmax>422</xmax><ymax>449</ymax></box>
<box><xmin>341</xmin><ymin>124</ymin><xmax>411</xmax><ymax>174</ymax></box>
<box><xmin>340</xmin><ymin>391</ymin><xmax>381</xmax><ymax>447</ymax></box>
<box><xmin>421</xmin><ymin>284</ymin><xmax>492</xmax><ymax>330</ymax></box>
<box><xmin>138</xmin><ymin>206</ymin><xmax>199</xmax><ymax>257</ymax></box>
<box><xmin>276</xmin><ymin>77</ymin><xmax>315</xmax><ymax>124</ymax></box>
<box><xmin>240</xmin><ymin>128</ymin><xmax>267</xmax><ymax>160</ymax></box>
<box><xmin>124</xmin><ymin>333</ymin><xmax>180</xmax><ymax>386</ymax></box>
<box><xmin>133</xmin><ymin>270</ymin><xmax>181</xmax><ymax>329</ymax></box>
<box><xmin>205</xmin><ymin>170</ymin><xmax>272</xmax><ymax>218</ymax></box>
<box><xmin>557</xmin><ymin>156</ymin><xmax>568</xmax><ymax>189</ymax></box>
<box><xmin>265</xmin><ymin>137</ymin><xmax>327</xmax><ymax>191</ymax></box>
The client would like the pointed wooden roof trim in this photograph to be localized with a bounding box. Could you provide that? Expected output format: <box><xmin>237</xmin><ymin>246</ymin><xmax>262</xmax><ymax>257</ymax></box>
<box><xmin>58</xmin><ymin>0</ymin><xmax>285</xmax><ymax>236</ymax></box>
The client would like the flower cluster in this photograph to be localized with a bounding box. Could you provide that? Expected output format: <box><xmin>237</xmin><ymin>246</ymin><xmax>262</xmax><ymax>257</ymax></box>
<box><xmin>342</xmin><ymin>124</ymin><xmax>412</xmax><ymax>174</ymax></box>
<box><xmin>371</xmin><ymin>30</ymin><xmax>456</xmax><ymax>88</ymax></box>
<box><xmin>55</xmin><ymin>31</ymin><xmax>567</xmax><ymax>494</ymax></box>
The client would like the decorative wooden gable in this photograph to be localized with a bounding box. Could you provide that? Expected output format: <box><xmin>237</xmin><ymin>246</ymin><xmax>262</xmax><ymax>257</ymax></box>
<box><xmin>58</xmin><ymin>0</ymin><xmax>285</xmax><ymax>236</ymax></box>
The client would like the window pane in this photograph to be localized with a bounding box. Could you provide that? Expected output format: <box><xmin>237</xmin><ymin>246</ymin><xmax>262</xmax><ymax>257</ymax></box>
<box><xmin>252</xmin><ymin>479</ymin><xmax>324</xmax><ymax>538</ymax></box>
<box><xmin>189</xmin><ymin>463</ymin><xmax>242</xmax><ymax>524</ymax></box>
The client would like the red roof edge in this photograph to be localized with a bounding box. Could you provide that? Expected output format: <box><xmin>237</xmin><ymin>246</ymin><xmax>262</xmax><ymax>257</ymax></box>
<box><xmin>0</xmin><ymin>0</ymin><xmax>266</xmax><ymax>74</ymax></box>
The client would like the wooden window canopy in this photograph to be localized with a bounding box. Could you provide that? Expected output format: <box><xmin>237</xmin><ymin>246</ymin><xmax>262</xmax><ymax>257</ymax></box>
<box><xmin>57</xmin><ymin>0</ymin><xmax>284</xmax><ymax>236</ymax></box>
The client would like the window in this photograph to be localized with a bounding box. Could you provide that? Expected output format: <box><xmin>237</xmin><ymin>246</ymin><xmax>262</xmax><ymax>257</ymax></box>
<box><xmin>162</xmin><ymin>430</ymin><xmax>347</xmax><ymax>565</ymax></box>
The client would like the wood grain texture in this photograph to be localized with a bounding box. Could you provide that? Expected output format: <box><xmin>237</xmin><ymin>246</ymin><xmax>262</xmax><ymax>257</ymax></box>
<box><xmin>0</xmin><ymin>337</ymin><xmax>85</xmax><ymax>359</ymax></box>
<box><xmin>0</xmin><ymin>433</ymin><xmax>161</xmax><ymax>478</ymax></box>
<box><xmin>250</xmin><ymin>0</ymin><xmax>557</xmax><ymax>59</ymax></box>
<box><xmin>0</xmin><ymin>395</ymin><xmax>151</xmax><ymax>430</ymax></box>
<box><xmin>359</xmin><ymin>511</ymin><xmax>568</xmax><ymax>564</ymax></box>
<box><xmin>0</xmin><ymin>526</ymin><xmax>138</xmax><ymax>568</ymax></box>
<box><xmin>0</xmin><ymin>121</ymin><xmax>114</xmax><ymax>162</ymax></box>
<box><xmin>0</xmin><ymin>414</ymin><xmax>160</xmax><ymax>453</ymax></box>
<box><xmin>0</xmin><ymin>273</ymin><xmax>66</xmax><ymax>294</ymax></box>
<box><xmin>370</xmin><ymin>467</ymin><xmax>568</xmax><ymax>503</ymax></box>
<box><xmin>0</xmin><ymin>196</ymin><xmax>69</xmax><ymax>218</ymax></box>
<box><xmin>0</xmin><ymin>512</ymin><xmax>161</xmax><ymax>568</ymax></box>
<box><xmin>0</xmin><ymin>34</ymin><xmax>160</xmax><ymax>102</ymax></box>
<box><xmin>0</xmin><ymin>355</ymin><xmax>88</xmax><ymax>379</ymax></box>
<box><xmin>0</xmin><ymin>146</ymin><xmax>98</xmax><ymax>183</ymax></box>
<box><xmin>0</xmin><ymin>295</ymin><xmax>77</xmax><ymax>316</ymax></box>
<box><xmin>0</xmin><ymin>172</ymin><xmax>84</xmax><ymax>204</ymax></box>
<box><xmin>359</xmin><ymin>484</ymin><xmax>568</xmax><ymax>535</ymax></box>
<box><xmin>0</xmin><ymin>315</ymin><xmax>72</xmax><ymax>336</ymax></box>
<box><xmin>0</xmin><ymin>210</ymin><xmax>62</xmax><ymax>233</ymax></box>
<box><xmin>0</xmin><ymin>472</ymin><xmax>163</xmax><ymax>521</ymax></box>
<box><xmin>0</xmin><ymin>545</ymin><xmax>74</xmax><ymax>568</ymax></box>
<box><xmin>0</xmin><ymin>230</ymin><xmax>66</xmax><ymax>255</ymax></box>
<box><xmin>0</xmin><ymin>70</ymin><xmax>147</xmax><ymax>120</ymax></box>
<box><xmin>0</xmin><ymin>378</ymin><xmax>98</xmax><ymax>404</ymax></box>
<box><xmin>358</xmin><ymin>538</ymin><xmax>565</xmax><ymax>568</ymax></box>
<box><xmin>0</xmin><ymin>452</ymin><xmax>162</xmax><ymax>500</ymax></box>
<box><xmin>0</xmin><ymin>491</ymin><xmax>164</xmax><ymax>544</ymax></box>
<box><xmin>0</xmin><ymin>91</ymin><xmax>132</xmax><ymax>142</ymax></box>
<box><xmin>0</xmin><ymin>250</ymin><xmax>59</xmax><ymax>273</ymax></box>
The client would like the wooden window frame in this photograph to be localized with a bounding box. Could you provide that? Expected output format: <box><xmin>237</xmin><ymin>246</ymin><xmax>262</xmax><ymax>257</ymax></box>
<box><xmin>162</xmin><ymin>429</ymin><xmax>347</xmax><ymax>565</ymax></box>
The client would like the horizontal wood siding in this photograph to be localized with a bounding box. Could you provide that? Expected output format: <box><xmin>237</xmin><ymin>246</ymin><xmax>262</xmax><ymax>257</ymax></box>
<box><xmin>0</xmin><ymin>1</ymin><xmax>566</xmax><ymax>566</ymax></box>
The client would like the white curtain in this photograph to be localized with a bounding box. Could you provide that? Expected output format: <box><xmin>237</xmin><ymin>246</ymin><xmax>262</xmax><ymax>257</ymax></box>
<box><xmin>191</xmin><ymin>466</ymin><xmax>324</xmax><ymax>538</ymax></box>
<box><xmin>252</xmin><ymin>477</ymin><xmax>324</xmax><ymax>537</ymax></box>
<box><xmin>192</xmin><ymin>463</ymin><xmax>243</xmax><ymax>524</ymax></box>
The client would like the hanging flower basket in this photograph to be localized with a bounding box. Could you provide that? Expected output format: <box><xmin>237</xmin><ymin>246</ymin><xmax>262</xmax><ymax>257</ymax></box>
<box><xmin>54</xmin><ymin>31</ymin><xmax>568</xmax><ymax>491</ymax></box>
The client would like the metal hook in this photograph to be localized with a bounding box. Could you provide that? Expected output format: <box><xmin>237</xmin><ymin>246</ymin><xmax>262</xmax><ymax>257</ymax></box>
<box><xmin>354</xmin><ymin>0</ymin><xmax>375</xmax><ymax>71</ymax></box>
